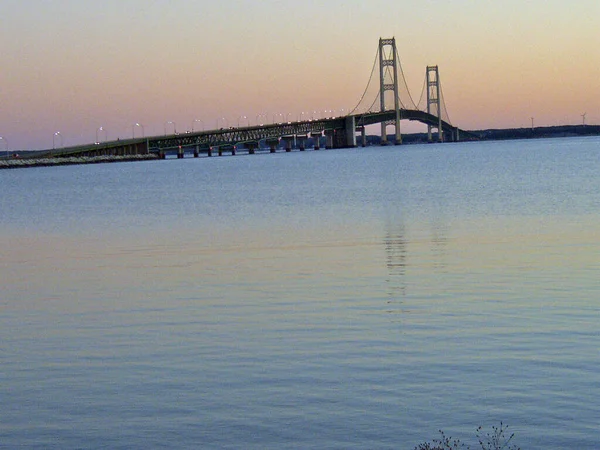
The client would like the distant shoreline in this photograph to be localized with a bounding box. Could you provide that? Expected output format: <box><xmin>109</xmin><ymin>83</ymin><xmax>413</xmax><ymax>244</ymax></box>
<box><xmin>374</xmin><ymin>123</ymin><xmax>600</xmax><ymax>145</ymax></box>
<box><xmin>3</xmin><ymin>124</ymin><xmax>598</xmax><ymax>169</ymax></box>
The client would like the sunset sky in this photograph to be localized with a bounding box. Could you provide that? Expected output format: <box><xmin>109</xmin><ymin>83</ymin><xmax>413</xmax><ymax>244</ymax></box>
<box><xmin>1</xmin><ymin>0</ymin><xmax>598</xmax><ymax>150</ymax></box>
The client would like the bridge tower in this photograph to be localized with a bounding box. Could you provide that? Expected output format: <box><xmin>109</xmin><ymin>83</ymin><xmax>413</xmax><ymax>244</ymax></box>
<box><xmin>426</xmin><ymin>65</ymin><xmax>443</xmax><ymax>142</ymax></box>
<box><xmin>379</xmin><ymin>38</ymin><xmax>402</xmax><ymax>144</ymax></box>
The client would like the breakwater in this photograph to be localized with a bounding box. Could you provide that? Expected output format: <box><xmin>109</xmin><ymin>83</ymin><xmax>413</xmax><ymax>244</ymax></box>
<box><xmin>0</xmin><ymin>154</ymin><xmax>158</xmax><ymax>170</ymax></box>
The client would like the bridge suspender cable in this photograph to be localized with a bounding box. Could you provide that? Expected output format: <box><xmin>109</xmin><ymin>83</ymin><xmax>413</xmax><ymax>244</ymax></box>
<box><xmin>438</xmin><ymin>75</ymin><xmax>452</xmax><ymax>125</ymax></box>
<box><xmin>394</xmin><ymin>47</ymin><xmax>418</xmax><ymax>110</ymax></box>
<box><xmin>415</xmin><ymin>75</ymin><xmax>428</xmax><ymax>112</ymax></box>
<box><xmin>348</xmin><ymin>47</ymin><xmax>381</xmax><ymax>116</ymax></box>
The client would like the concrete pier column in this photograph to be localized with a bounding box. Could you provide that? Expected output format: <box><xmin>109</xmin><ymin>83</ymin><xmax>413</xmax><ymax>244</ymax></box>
<box><xmin>231</xmin><ymin>146</ymin><xmax>236</xmax><ymax>156</ymax></box>
<box><xmin>324</xmin><ymin>130</ymin><xmax>335</xmax><ymax>149</ymax></box>
<box><xmin>177</xmin><ymin>145</ymin><xmax>184</xmax><ymax>159</ymax></box>
<box><xmin>194</xmin><ymin>144</ymin><xmax>199</xmax><ymax>158</ymax></box>
<box><xmin>297</xmin><ymin>135</ymin><xmax>307</xmax><ymax>151</ymax></box>
<box><xmin>266</xmin><ymin>138</ymin><xmax>279</xmax><ymax>153</ymax></box>
<box><xmin>311</xmin><ymin>132</ymin><xmax>322</xmax><ymax>150</ymax></box>
<box><xmin>282</xmin><ymin>136</ymin><xmax>294</xmax><ymax>152</ymax></box>
<box><xmin>207</xmin><ymin>146</ymin><xmax>213</xmax><ymax>157</ymax></box>
<box><xmin>345</xmin><ymin>116</ymin><xmax>357</xmax><ymax>148</ymax></box>
<box><xmin>218</xmin><ymin>147</ymin><xmax>223</xmax><ymax>156</ymax></box>
<box><xmin>361</xmin><ymin>126</ymin><xmax>366</xmax><ymax>147</ymax></box>
<box><xmin>245</xmin><ymin>141</ymin><xmax>258</xmax><ymax>154</ymax></box>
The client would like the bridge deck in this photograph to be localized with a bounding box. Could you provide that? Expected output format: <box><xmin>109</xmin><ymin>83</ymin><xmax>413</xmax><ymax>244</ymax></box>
<box><xmin>33</xmin><ymin>110</ymin><xmax>470</xmax><ymax>159</ymax></box>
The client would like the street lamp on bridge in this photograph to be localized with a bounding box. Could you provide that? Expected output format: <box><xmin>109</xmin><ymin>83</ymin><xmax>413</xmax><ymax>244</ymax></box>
<box><xmin>192</xmin><ymin>119</ymin><xmax>204</xmax><ymax>132</ymax></box>
<box><xmin>217</xmin><ymin>117</ymin><xmax>228</xmax><ymax>129</ymax></box>
<box><xmin>256</xmin><ymin>113</ymin><xmax>267</xmax><ymax>126</ymax></box>
<box><xmin>0</xmin><ymin>136</ymin><xmax>8</xmax><ymax>159</ymax></box>
<box><xmin>132</xmin><ymin>123</ymin><xmax>145</xmax><ymax>138</ymax></box>
<box><xmin>164</xmin><ymin>121</ymin><xmax>176</xmax><ymax>135</ymax></box>
<box><xmin>237</xmin><ymin>115</ymin><xmax>249</xmax><ymax>127</ymax></box>
<box><xmin>273</xmin><ymin>113</ymin><xmax>284</xmax><ymax>124</ymax></box>
<box><xmin>96</xmin><ymin>126</ymin><xmax>107</xmax><ymax>144</ymax></box>
<box><xmin>53</xmin><ymin>131</ymin><xmax>63</xmax><ymax>150</ymax></box>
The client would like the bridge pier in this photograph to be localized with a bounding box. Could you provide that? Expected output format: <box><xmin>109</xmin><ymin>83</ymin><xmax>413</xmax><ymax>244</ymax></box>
<box><xmin>194</xmin><ymin>144</ymin><xmax>199</xmax><ymax>158</ymax></box>
<box><xmin>324</xmin><ymin>130</ymin><xmax>334</xmax><ymax>149</ymax></box>
<box><xmin>296</xmin><ymin>134</ymin><xmax>307</xmax><ymax>151</ymax></box>
<box><xmin>361</xmin><ymin>126</ymin><xmax>366</xmax><ymax>147</ymax></box>
<box><xmin>311</xmin><ymin>132</ymin><xmax>322</xmax><ymax>150</ymax></box>
<box><xmin>177</xmin><ymin>146</ymin><xmax>184</xmax><ymax>159</ymax></box>
<box><xmin>282</xmin><ymin>136</ymin><xmax>294</xmax><ymax>152</ymax></box>
<box><xmin>207</xmin><ymin>146</ymin><xmax>213</xmax><ymax>157</ymax></box>
<box><xmin>345</xmin><ymin>116</ymin><xmax>357</xmax><ymax>148</ymax></box>
<box><xmin>266</xmin><ymin>138</ymin><xmax>279</xmax><ymax>153</ymax></box>
<box><xmin>244</xmin><ymin>141</ymin><xmax>259</xmax><ymax>154</ymax></box>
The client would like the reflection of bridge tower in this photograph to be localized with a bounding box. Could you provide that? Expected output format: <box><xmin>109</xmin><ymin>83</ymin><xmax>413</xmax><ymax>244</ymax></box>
<box><xmin>426</xmin><ymin>65</ymin><xmax>443</xmax><ymax>143</ymax></box>
<box><xmin>379</xmin><ymin>38</ymin><xmax>402</xmax><ymax>145</ymax></box>
<box><xmin>384</xmin><ymin>224</ymin><xmax>407</xmax><ymax>309</ymax></box>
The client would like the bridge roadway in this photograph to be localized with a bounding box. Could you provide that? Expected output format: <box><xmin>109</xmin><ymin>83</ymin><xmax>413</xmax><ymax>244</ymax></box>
<box><xmin>39</xmin><ymin>110</ymin><xmax>468</xmax><ymax>160</ymax></box>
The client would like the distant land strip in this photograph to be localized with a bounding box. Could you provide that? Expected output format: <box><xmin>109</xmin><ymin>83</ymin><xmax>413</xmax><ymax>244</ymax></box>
<box><xmin>376</xmin><ymin>124</ymin><xmax>600</xmax><ymax>145</ymax></box>
<box><xmin>2</xmin><ymin>124</ymin><xmax>598</xmax><ymax>169</ymax></box>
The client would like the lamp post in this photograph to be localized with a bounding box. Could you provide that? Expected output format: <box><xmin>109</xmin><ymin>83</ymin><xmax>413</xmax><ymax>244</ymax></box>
<box><xmin>96</xmin><ymin>126</ymin><xmax>107</xmax><ymax>144</ymax></box>
<box><xmin>53</xmin><ymin>131</ymin><xmax>62</xmax><ymax>150</ymax></box>
<box><xmin>132</xmin><ymin>123</ymin><xmax>145</xmax><ymax>138</ymax></box>
<box><xmin>237</xmin><ymin>115</ymin><xmax>248</xmax><ymax>127</ymax></box>
<box><xmin>217</xmin><ymin>117</ymin><xmax>228</xmax><ymax>129</ymax></box>
<box><xmin>0</xmin><ymin>136</ymin><xmax>7</xmax><ymax>159</ymax></box>
<box><xmin>164</xmin><ymin>121</ymin><xmax>176</xmax><ymax>135</ymax></box>
<box><xmin>257</xmin><ymin>113</ymin><xmax>269</xmax><ymax>126</ymax></box>
<box><xmin>192</xmin><ymin>119</ymin><xmax>204</xmax><ymax>132</ymax></box>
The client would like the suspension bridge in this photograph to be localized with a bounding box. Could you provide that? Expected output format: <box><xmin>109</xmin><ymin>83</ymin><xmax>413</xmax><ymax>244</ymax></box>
<box><xmin>34</xmin><ymin>37</ymin><xmax>471</xmax><ymax>161</ymax></box>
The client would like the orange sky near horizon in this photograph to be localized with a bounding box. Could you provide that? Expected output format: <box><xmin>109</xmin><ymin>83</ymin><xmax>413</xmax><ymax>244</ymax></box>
<box><xmin>0</xmin><ymin>0</ymin><xmax>598</xmax><ymax>150</ymax></box>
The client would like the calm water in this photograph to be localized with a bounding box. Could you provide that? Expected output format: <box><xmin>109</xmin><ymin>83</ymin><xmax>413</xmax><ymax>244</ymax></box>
<box><xmin>1</xmin><ymin>137</ymin><xmax>599</xmax><ymax>449</ymax></box>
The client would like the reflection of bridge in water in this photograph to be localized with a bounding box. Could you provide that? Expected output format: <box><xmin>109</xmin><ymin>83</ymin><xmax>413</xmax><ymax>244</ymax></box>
<box><xmin>40</xmin><ymin>37</ymin><xmax>473</xmax><ymax>160</ymax></box>
<box><xmin>383</xmin><ymin>218</ymin><xmax>450</xmax><ymax>316</ymax></box>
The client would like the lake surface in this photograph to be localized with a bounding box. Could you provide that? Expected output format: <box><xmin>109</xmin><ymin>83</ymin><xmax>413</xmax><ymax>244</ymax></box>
<box><xmin>1</xmin><ymin>136</ymin><xmax>599</xmax><ymax>449</ymax></box>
